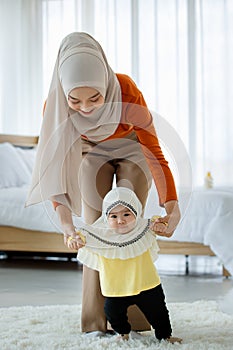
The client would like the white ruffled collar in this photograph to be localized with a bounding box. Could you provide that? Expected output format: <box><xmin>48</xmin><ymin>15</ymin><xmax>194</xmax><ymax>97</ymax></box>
<box><xmin>76</xmin><ymin>218</ymin><xmax>159</xmax><ymax>262</ymax></box>
<box><xmin>79</xmin><ymin>218</ymin><xmax>150</xmax><ymax>248</ymax></box>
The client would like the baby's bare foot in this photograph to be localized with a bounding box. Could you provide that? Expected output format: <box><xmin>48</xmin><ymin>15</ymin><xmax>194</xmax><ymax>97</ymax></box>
<box><xmin>167</xmin><ymin>336</ymin><xmax>182</xmax><ymax>344</ymax></box>
<box><xmin>117</xmin><ymin>334</ymin><xmax>129</xmax><ymax>341</ymax></box>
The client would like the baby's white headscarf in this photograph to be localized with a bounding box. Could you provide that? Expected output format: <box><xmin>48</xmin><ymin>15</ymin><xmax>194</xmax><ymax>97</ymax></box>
<box><xmin>26</xmin><ymin>32</ymin><xmax>121</xmax><ymax>215</ymax></box>
<box><xmin>102</xmin><ymin>186</ymin><xmax>142</xmax><ymax>223</ymax></box>
<box><xmin>77</xmin><ymin>187</ymin><xmax>160</xmax><ymax>267</ymax></box>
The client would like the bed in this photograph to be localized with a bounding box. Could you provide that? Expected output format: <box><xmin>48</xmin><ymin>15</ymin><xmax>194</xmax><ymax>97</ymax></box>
<box><xmin>0</xmin><ymin>134</ymin><xmax>77</xmax><ymax>256</ymax></box>
<box><xmin>0</xmin><ymin>134</ymin><xmax>232</xmax><ymax>277</ymax></box>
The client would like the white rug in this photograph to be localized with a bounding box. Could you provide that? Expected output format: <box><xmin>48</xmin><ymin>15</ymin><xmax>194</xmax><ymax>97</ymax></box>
<box><xmin>1</xmin><ymin>300</ymin><xmax>233</xmax><ymax>350</ymax></box>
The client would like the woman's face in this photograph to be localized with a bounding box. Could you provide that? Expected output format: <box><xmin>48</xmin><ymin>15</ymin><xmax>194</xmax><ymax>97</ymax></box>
<box><xmin>67</xmin><ymin>87</ymin><xmax>104</xmax><ymax>116</ymax></box>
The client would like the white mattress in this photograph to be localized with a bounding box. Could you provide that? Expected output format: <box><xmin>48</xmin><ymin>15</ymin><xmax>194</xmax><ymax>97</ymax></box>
<box><xmin>145</xmin><ymin>185</ymin><xmax>233</xmax><ymax>275</ymax></box>
<box><xmin>0</xmin><ymin>186</ymin><xmax>87</xmax><ymax>232</ymax></box>
<box><xmin>0</xmin><ymin>185</ymin><xmax>233</xmax><ymax>275</ymax></box>
<box><xmin>0</xmin><ymin>186</ymin><xmax>63</xmax><ymax>232</ymax></box>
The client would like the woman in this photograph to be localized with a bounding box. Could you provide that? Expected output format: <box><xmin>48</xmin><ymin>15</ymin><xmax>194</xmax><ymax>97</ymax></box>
<box><xmin>26</xmin><ymin>32</ymin><xmax>181</xmax><ymax>335</ymax></box>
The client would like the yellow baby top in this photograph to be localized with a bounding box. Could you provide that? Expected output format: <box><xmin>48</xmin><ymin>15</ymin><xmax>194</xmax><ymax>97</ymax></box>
<box><xmin>98</xmin><ymin>250</ymin><xmax>161</xmax><ymax>297</ymax></box>
<box><xmin>76</xmin><ymin>215</ymin><xmax>161</xmax><ymax>297</ymax></box>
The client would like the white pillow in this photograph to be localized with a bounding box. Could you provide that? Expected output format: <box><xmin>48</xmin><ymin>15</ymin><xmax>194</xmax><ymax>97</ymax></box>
<box><xmin>0</xmin><ymin>142</ymin><xmax>31</xmax><ymax>188</ymax></box>
<box><xmin>15</xmin><ymin>146</ymin><xmax>37</xmax><ymax>173</ymax></box>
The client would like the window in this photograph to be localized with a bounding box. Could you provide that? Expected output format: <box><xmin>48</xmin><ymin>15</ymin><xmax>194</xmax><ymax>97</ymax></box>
<box><xmin>1</xmin><ymin>0</ymin><xmax>233</xmax><ymax>187</ymax></box>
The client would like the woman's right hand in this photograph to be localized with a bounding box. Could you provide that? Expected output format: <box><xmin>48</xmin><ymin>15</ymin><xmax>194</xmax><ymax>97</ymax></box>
<box><xmin>63</xmin><ymin>225</ymin><xmax>84</xmax><ymax>250</ymax></box>
<box><xmin>66</xmin><ymin>234</ymin><xmax>85</xmax><ymax>250</ymax></box>
<box><xmin>55</xmin><ymin>204</ymin><xmax>84</xmax><ymax>250</ymax></box>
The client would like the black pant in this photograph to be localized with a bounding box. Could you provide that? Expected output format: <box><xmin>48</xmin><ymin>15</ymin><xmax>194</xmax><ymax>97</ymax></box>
<box><xmin>104</xmin><ymin>284</ymin><xmax>172</xmax><ymax>340</ymax></box>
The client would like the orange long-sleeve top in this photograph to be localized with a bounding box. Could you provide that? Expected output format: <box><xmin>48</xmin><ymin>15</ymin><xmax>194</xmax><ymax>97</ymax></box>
<box><xmin>53</xmin><ymin>73</ymin><xmax>177</xmax><ymax>210</ymax></box>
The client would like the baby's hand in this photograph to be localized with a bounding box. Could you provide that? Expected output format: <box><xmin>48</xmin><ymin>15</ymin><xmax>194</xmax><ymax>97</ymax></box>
<box><xmin>63</xmin><ymin>228</ymin><xmax>85</xmax><ymax>251</ymax></box>
<box><xmin>150</xmin><ymin>215</ymin><xmax>170</xmax><ymax>237</ymax></box>
<box><xmin>67</xmin><ymin>234</ymin><xmax>85</xmax><ymax>250</ymax></box>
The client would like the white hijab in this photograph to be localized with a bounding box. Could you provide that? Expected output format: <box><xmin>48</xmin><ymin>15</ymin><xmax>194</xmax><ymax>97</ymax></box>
<box><xmin>77</xmin><ymin>187</ymin><xmax>160</xmax><ymax>268</ymax></box>
<box><xmin>26</xmin><ymin>32</ymin><xmax>122</xmax><ymax>215</ymax></box>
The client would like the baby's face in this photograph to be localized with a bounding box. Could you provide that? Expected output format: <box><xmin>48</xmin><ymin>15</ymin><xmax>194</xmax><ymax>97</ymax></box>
<box><xmin>107</xmin><ymin>205</ymin><xmax>136</xmax><ymax>234</ymax></box>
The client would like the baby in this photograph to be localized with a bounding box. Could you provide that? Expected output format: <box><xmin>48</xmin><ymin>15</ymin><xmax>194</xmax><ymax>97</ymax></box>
<box><xmin>68</xmin><ymin>187</ymin><xmax>182</xmax><ymax>343</ymax></box>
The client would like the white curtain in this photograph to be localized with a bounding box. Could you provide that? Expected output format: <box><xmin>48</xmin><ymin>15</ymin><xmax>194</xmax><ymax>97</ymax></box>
<box><xmin>0</xmin><ymin>0</ymin><xmax>43</xmax><ymax>135</ymax></box>
<box><xmin>0</xmin><ymin>0</ymin><xmax>233</xmax><ymax>187</ymax></box>
<box><xmin>194</xmin><ymin>0</ymin><xmax>233</xmax><ymax>186</ymax></box>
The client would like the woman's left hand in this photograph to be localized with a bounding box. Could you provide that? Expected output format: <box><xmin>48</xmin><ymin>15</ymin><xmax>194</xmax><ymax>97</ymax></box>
<box><xmin>150</xmin><ymin>200</ymin><xmax>181</xmax><ymax>238</ymax></box>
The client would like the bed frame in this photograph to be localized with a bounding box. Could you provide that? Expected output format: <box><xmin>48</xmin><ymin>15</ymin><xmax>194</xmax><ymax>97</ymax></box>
<box><xmin>0</xmin><ymin>134</ymin><xmax>230</xmax><ymax>276</ymax></box>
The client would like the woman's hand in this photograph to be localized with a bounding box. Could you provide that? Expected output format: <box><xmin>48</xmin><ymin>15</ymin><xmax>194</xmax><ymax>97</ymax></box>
<box><xmin>150</xmin><ymin>200</ymin><xmax>181</xmax><ymax>238</ymax></box>
<box><xmin>55</xmin><ymin>204</ymin><xmax>85</xmax><ymax>250</ymax></box>
<box><xmin>66</xmin><ymin>233</ymin><xmax>85</xmax><ymax>250</ymax></box>
<box><xmin>62</xmin><ymin>225</ymin><xmax>85</xmax><ymax>250</ymax></box>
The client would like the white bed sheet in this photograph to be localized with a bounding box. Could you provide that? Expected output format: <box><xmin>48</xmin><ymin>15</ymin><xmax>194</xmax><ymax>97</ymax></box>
<box><xmin>0</xmin><ymin>185</ymin><xmax>233</xmax><ymax>275</ymax></box>
<box><xmin>0</xmin><ymin>186</ymin><xmax>86</xmax><ymax>233</ymax></box>
<box><xmin>145</xmin><ymin>185</ymin><xmax>233</xmax><ymax>275</ymax></box>
<box><xmin>0</xmin><ymin>186</ymin><xmax>63</xmax><ymax>232</ymax></box>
